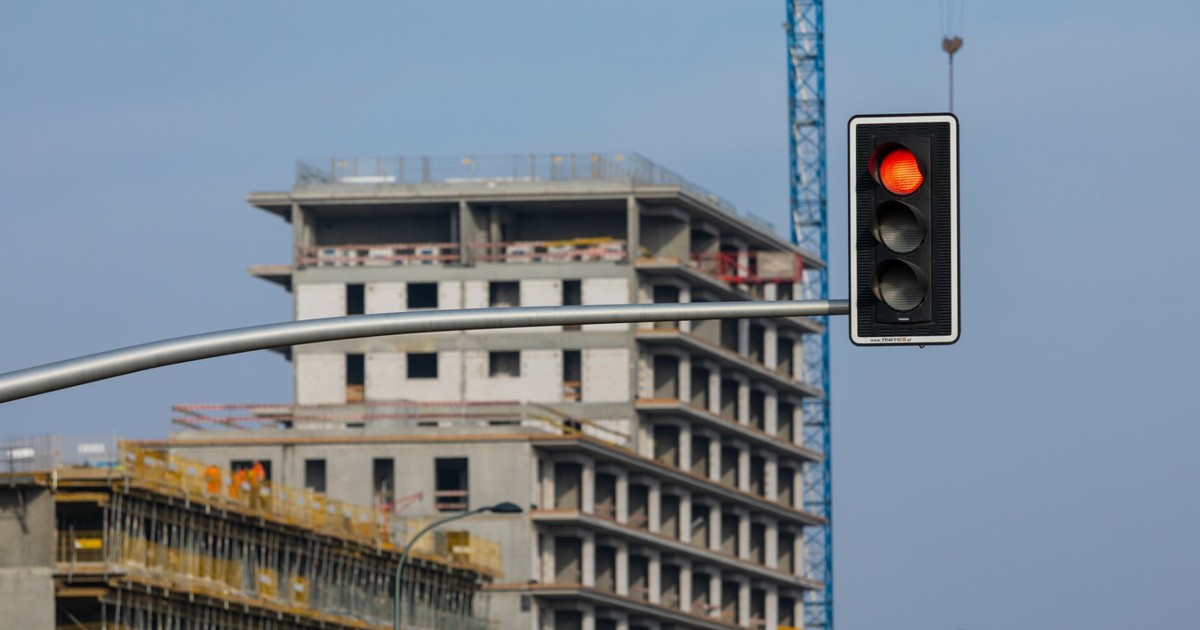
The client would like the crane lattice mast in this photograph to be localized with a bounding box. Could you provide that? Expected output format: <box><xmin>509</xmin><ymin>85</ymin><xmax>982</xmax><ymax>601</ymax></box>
<box><xmin>786</xmin><ymin>1</ymin><xmax>832</xmax><ymax>629</ymax></box>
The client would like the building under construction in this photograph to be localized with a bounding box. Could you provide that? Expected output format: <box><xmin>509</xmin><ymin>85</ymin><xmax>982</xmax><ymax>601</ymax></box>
<box><xmin>164</xmin><ymin>153</ymin><xmax>829</xmax><ymax>629</ymax></box>
<box><xmin>0</xmin><ymin>435</ymin><xmax>498</xmax><ymax>629</ymax></box>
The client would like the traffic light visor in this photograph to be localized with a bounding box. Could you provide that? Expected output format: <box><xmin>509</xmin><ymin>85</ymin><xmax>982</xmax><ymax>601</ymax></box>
<box><xmin>874</xmin><ymin>146</ymin><xmax>924</xmax><ymax>195</ymax></box>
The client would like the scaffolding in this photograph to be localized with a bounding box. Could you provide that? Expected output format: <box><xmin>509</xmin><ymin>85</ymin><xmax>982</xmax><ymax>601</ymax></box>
<box><xmin>0</xmin><ymin>438</ymin><xmax>499</xmax><ymax>630</ymax></box>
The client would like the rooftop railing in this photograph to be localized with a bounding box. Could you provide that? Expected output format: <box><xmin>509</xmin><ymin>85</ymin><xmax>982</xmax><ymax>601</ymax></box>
<box><xmin>295</xmin><ymin>152</ymin><xmax>745</xmax><ymax>219</ymax></box>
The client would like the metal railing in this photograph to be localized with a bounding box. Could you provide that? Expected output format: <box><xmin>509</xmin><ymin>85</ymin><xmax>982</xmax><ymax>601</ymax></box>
<box><xmin>171</xmin><ymin>400</ymin><xmax>632</xmax><ymax>449</ymax></box>
<box><xmin>295</xmin><ymin>238</ymin><xmax>627</xmax><ymax>267</ymax></box>
<box><xmin>2</xmin><ymin>435</ymin><xmax>119</xmax><ymax>475</ymax></box>
<box><xmin>295</xmin><ymin>153</ymin><xmax>743</xmax><ymax>218</ymax></box>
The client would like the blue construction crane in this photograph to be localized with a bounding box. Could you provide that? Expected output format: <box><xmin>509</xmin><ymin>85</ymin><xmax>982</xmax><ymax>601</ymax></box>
<box><xmin>786</xmin><ymin>1</ymin><xmax>832</xmax><ymax>629</ymax></box>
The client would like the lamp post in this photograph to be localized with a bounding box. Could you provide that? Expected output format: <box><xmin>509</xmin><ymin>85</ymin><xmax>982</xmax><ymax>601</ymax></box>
<box><xmin>393</xmin><ymin>501</ymin><xmax>523</xmax><ymax>630</ymax></box>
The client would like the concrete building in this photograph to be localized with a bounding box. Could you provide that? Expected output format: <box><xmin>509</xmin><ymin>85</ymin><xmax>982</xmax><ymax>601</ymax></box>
<box><xmin>168</xmin><ymin>153</ymin><xmax>828</xmax><ymax>630</ymax></box>
<box><xmin>0</xmin><ymin>435</ymin><xmax>496</xmax><ymax>629</ymax></box>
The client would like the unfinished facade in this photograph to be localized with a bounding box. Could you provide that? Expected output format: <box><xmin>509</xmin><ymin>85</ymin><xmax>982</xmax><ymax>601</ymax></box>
<box><xmin>0</xmin><ymin>435</ymin><xmax>496</xmax><ymax>629</ymax></box>
<box><xmin>168</xmin><ymin>153</ymin><xmax>828</xmax><ymax>629</ymax></box>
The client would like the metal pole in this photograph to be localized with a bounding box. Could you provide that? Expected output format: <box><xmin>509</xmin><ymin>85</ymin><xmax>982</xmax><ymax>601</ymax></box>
<box><xmin>0</xmin><ymin>300</ymin><xmax>848</xmax><ymax>404</ymax></box>
<box><xmin>394</xmin><ymin>508</ymin><xmax>485</xmax><ymax>630</ymax></box>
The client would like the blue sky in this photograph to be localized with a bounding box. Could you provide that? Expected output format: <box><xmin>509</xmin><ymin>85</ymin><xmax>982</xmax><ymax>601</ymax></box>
<box><xmin>2</xmin><ymin>2</ymin><xmax>1198</xmax><ymax>628</ymax></box>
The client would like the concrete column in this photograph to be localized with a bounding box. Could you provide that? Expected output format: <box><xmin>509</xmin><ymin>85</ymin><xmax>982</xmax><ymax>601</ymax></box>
<box><xmin>792</xmin><ymin>403</ymin><xmax>804</xmax><ymax>445</ymax></box>
<box><xmin>456</xmin><ymin>199</ymin><xmax>471</xmax><ymax>264</ymax></box>
<box><xmin>540</xmin><ymin>532</ymin><xmax>555</xmax><ymax>583</ymax></box>
<box><xmin>648</xmin><ymin>550</ymin><xmax>662</xmax><ymax>604</ymax></box>
<box><xmin>708</xmin><ymin>369</ymin><xmax>721</xmax><ymax>415</ymax></box>
<box><xmin>679</xmin><ymin>491</ymin><xmax>693</xmax><ymax>544</ymax></box>
<box><xmin>582</xmin><ymin>604</ymin><xmax>596</xmax><ymax>630</ymax></box>
<box><xmin>737</xmin><ymin>318</ymin><xmax>749</xmax><ymax>356</ymax></box>
<box><xmin>616</xmin><ymin>469</ymin><xmax>629</xmax><ymax>524</ymax></box>
<box><xmin>737</xmin><ymin>379</ymin><xmax>750</xmax><ymax>425</ymax></box>
<box><xmin>540</xmin><ymin>459</ymin><xmax>555</xmax><ymax>510</ymax></box>
<box><xmin>765</xmin><ymin>584</ymin><xmax>780</xmax><ymax>630</ymax></box>
<box><xmin>793</xmin><ymin>338</ymin><xmax>805</xmax><ymax>382</ymax></box>
<box><xmin>765</xmin><ymin>453</ymin><xmax>779</xmax><ymax>500</ymax></box>
<box><xmin>678</xmin><ymin>354</ymin><xmax>691</xmax><ymax>404</ymax></box>
<box><xmin>794</xmin><ymin>532</ymin><xmax>806</xmax><ymax>577</ymax></box>
<box><xmin>738</xmin><ymin>511</ymin><xmax>751</xmax><ymax>560</ymax></box>
<box><xmin>764</xmin><ymin>282</ymin><xmax>778</xmax><ymax>302</ymax></box>
<box><xmin>738</xmin><ymin>580</ymin><xmax>751</xmax><ymax>627</ymax></box>
<box><xmin>709</xmin><ymin>503</ymin><xmax>722</xmax><ymax>550</ymax></box>
<box><xmin>793</xmin><ymin>468</ymin><xmax>805</xmax><ymax>510</ymax></box>
<box><xmin>765</xmin><ymin>519</ymin><xmax>779</xmax><ymax>569</ymax></box>
<box><xmin>679</xmin><ymin>423</ymin><xmax>693</xmax><ymax>472</ymax></box>
<box><xmin>637</xmin><ymin>421</ymin><xmax>653</xmax><ymax>459</ymax></box>
<box><xmin>679</xmin><ymin>560</ymin><xmax>693</xmax><ymax>612</ymax></box>
<box><xmin>626</xmin><ymin>195</ymin><xmax>641</xmax><ymax>267</ymax></box>
<box><xmin>709</xmin><ymin>439</ymin><xmax>721</xmax><ymax>482</ymax></box>
<box><xmin>648</xmin><ymin>479</ymin><xmax>662</xmax><ymax>533</ymax></box>
<box><xmin>582</xmin><ymin>531</ymin><xmax>596</xmax><ymax>587</ymax></box>
<box><xmin>614</xmin><ymin>613</ymin><xmax>630</xmax><ymax>630</ymax></box>
<box><xmin>679</xmin><ymin>284</ymin><xmax>692</xmax><ymax>333</ymax></box>
<box><xmin>765</xmin><ymin>389</ymin><xmax>779</xmax><ymax>435</ymax></box>
<box><xmin>615</xmin><ymin>541</ymin><xmax>630</xmax><ymax>596</ymax></box>
<box><xmin>489</xmin><ymin>206</ymin><xmax>501</xmax><ymax>244</ymax></box>
<box><xmin>709</xmin><ymin>571</ymin><xmax>722</xmax><ymax>618</ymax></box>
<box><xmin>582</xmin><ymin>458</ymin><xmax>596</xmax><ymax>514</ymax></box>
<box><xmin>738</xmin><ymin>446</ymin><xmax>751</xmax><ymax>493</ymax></box>
<box><xmin>764</xmin><ymin>322</ymin><xmax>778</xmax><ymax>368</ymax></box>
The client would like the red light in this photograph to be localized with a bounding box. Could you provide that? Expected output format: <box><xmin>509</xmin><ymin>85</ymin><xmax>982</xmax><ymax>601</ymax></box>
<box><xmin>879</xmin><ymin>148</ymin><xmax>923</xmax><ymax>195</ymax></box>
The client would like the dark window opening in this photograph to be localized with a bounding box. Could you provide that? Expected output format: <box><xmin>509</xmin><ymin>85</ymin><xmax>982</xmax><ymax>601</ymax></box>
<box><xmin>690</xmin><ymin>366</ymin><xmax>710</xmax><ymax>408</ymax></box>
<box><xmin>347</xmin><ymin>284</ymin><xmax>365</xmax><ymax>316</ymax></box>
<box><xmin>489</xmin><ymin>281</ymin><xmax>520</xmax><ymax>307</ymax></box>
<box><xmin>408</xmin><ymin>353</ymin><xmax>438</xmax><ymax>379</ymax></box>
<box><xmin>554</xmin><ymin>538</ymin><xmax>582</xmax><ymax>584</ymax></box>
<box><xmin>373</xmin><ymin>458</ymin><xmax>394</xmax><ymax>505</ymax></box>
<box><xmin>562</xmin><ymin>350</ymin><xmax>581</xmax><ymax>401</ymax></box>
<box><xmin>304</xmin><ymin>459</ymin><xmax>326</xmax><ymax>493</ymax></box>
<box><xmin>562</xmin><ymin>280</ymin><xmax>582</xmax><ymax>330</ymax></box>
<box><xmin>489</xmin><ymin>351</ymin><xmax>520</xmax><ymax>377</ymax></box>
<box><xmin>407</xmin><ymin>283</ymin><xmax>438</xmax><ymax>309</ymax></box>
<box><xmin>720</xmin><ymin>378</ymin><xmax>739</xmax><ymax>420</ymax></box>
<box><xmin>435</xmin><ymin>458</ymin><xmax>469</xmax><ymax>512</ymax></box>
<box><xmin>653</xmin><ymin>354</ymin><xmax>680</xmax><ymax>399</ymax></box>
<box><xmin>778</xmin><ymin>401</ymin><xmax>795</xmax><ymax>441</ymax></box>
<box><xmin>748</xmin><ymin>323</ymin><xmax>765</xmax><ymax>363</ymax></box>
<box><xmin>721</xmin><ymin>512</ymin><xmax>739</xmax><ymax>555</ymax></box>
<box><xmin>777</xmin><ymin>336</ymin><xmax>795</xmax><ymax>376</ymax></box>
<box><xmin>749</xmin><ymin>389</ymin><xmax>766</xmax><ymax>430</ymax></box>
<box><xmin>652</xmin><ymin>285</ymin><xmax>680</xmax><ymax>329</ymax></box>
<box><xmin>721</xmin><ymin>580</ymin><xmax>740</xmax><ymax>622</ymax></box>
<box><xmin>750</xmin><ymin>455</ymin><xmax>766</xmax><ymax>496</ymax></box>
<box><xmin>346</xmin><ymin>353</ymin><xmax>365</xmax><ymax>403</ymax></box>
<box><xmin>778</xmin><ymin>466</ymin><xmax>795</xmax><ymax>507</ymax></box>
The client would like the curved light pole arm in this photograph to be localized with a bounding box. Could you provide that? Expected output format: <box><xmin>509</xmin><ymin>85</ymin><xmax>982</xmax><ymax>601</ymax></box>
<box><xmin>0</xmin><ymin>300</ymin><xmax>848</xmax><ymax>404</ymax></box>
<box><xmin>394</xmin><ymin>508</ymin><xmax>485</xmax><ymax>630</ymax></box>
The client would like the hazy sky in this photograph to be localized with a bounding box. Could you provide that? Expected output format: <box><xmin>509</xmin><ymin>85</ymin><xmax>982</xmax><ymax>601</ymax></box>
<box><xmin>2</xmin><ymin>2</ymin><xmax>1198</xmax><ymax>628</ymax></box>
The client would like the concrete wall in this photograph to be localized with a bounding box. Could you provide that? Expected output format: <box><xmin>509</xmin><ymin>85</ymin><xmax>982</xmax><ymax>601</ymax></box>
<box><xmin>580</xmin><ymin>277</ymin><xmax>629</xmax><ymax>332</ymax></box>
<box><xmin>296</xmin><ymin>282</ymin><xmax>345</xmax><ymax>320</ymax></box>
<box><xmin>295</xmin><ymin>352</ymin><xmax>346</xmax><ymax>404</ymax></box>
<box><xmin>167</xmin><ymin>439</ymin><xmax>538</xmax><ymax>582</ymax></box>
<box><xmin>0</xmin><ymin>486</ymin><xmax>55</xmax><ymax>630</ymax></box>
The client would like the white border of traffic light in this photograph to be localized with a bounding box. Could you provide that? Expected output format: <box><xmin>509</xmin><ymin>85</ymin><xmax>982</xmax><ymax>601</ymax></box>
<box><xmin>849</xmin><ymin>113</ymin><xmax>959</xmax><ymax>346</ymax></box>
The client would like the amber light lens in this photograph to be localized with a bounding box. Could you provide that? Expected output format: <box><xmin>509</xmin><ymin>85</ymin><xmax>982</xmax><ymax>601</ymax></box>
<box><xmin>879</xmin><ymin>148</ymin><xmax>923</xmax><ymax>195</ymax></box>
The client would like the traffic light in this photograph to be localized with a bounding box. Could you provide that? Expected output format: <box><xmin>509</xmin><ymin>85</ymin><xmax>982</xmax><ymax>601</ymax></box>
<box><xmin>849</xmin><ymin>113</ymin><xmax>959</xmax><ymax>345</ymax></box>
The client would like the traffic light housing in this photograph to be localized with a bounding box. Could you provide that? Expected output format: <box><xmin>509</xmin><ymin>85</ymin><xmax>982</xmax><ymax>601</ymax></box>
<box><xmin>849</xmin><ymin>114</ymin><xmax>959</xmax><ymax>345</ymax></box>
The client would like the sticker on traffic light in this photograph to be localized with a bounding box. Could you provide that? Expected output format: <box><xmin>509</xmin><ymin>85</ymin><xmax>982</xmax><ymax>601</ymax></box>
<box><xmin>849</xmin><ymin>114</ymin><xmax>959</xmax><ymax>345</ymax></box>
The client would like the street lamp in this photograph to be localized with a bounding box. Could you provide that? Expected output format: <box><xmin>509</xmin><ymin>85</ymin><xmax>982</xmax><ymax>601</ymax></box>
<box><xmin>393</xmin><ymin>501</ymin><xmax>523</xmax><ymax>630</ymax></box>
